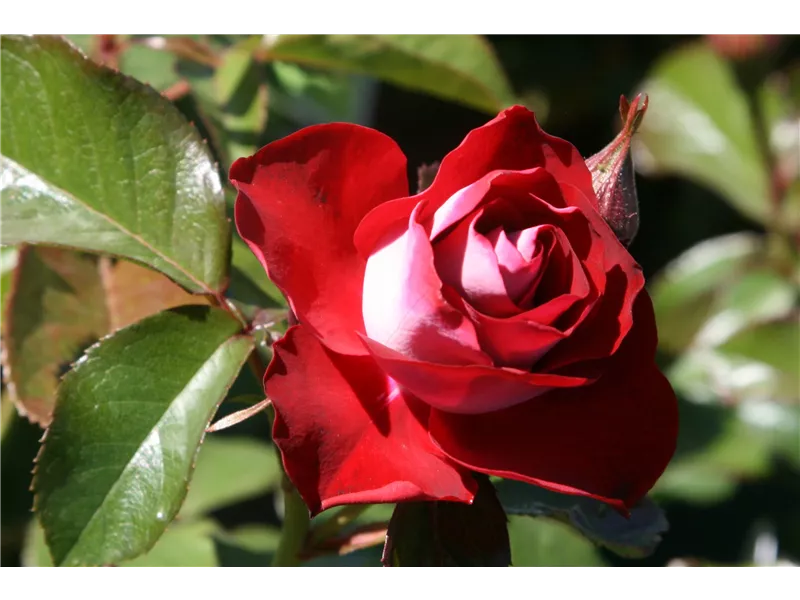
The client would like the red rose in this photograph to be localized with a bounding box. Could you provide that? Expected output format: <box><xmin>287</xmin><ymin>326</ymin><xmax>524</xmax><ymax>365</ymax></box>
<box><xmin>231</xmin><ymin>106</ymin><xmax>678</xmax><ymax>515</ymax></box>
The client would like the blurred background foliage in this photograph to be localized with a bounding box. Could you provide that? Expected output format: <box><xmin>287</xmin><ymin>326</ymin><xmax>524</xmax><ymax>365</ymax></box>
<box><xmin>1</xmin><ymin>34</ymin><xmax>798</xmax><ymax>567</ymax></box>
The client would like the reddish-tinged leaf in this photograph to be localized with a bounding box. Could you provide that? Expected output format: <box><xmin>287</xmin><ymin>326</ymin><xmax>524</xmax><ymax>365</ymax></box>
<box><xmin>99</xmin><ymin>258</ymin><xmax>209</xmax><ymax>331</ymax></box>
<box><xmin>2</xmin><ymin>246</ymin><xmax>109</xmax><ymax>426</ymax></box>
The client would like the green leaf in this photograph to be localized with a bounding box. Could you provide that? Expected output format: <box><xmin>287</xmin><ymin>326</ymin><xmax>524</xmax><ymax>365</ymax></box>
<box><xmin>633</xmin><ymin>43</ymin><xmax>773</xmax><ymax>226</ymax></box>
<box><xmin>122</xmin><ymin>520</ymin><xmax>221</xmax><ymax>567</ymax></box>
<box><xmin>718</xmin><ymin>317</ymin><xmax>800</xmax><ymax>401</ymax></box>
<box><xmin>382</xmin><ymin>475</ymin><xmax>510</xmax><ymax>566</ymax></box>
<box><xmin>1</xmin><ymin>245</ymin><xmax>19</xmax><ymax>314</ymax></box>
<box><xmin>24</xmin><ymin>518</ymin><xmax>223</xmax><ymax>567</ymax></box>
<box><xmin>264</xmin><ymin>35</ymin><xmax>516</xmax><ymax>114</ymax></box>
<box><xmin>100</xmin><ymin>257</ymin><xmax>210</xmax><ymax>331</ymax></box>
<box><xmin>0</xmin><ymin>35</ymin><xmax>229</xmax><ymax>294</ymax></box>
<box><xmin>2</xmin><ymin>247</ymin><xmax>109</xmax><ymax>426</ymax></box>
<box><xmin>669</xmin><ymin>340</ymin><xmax>798</xmax><ymax>407</ymax></box>
<box><xmin>22</xmin><ymin>519</ymin><xmax>54</xmax><ymax>567</ymax></box>
<box><xmin>508</xmin><ymin>515</ymin><xmax>606</xmax><ymax>566</ymax></box>
<box><xmin>650</xmin><ymin>232</ymin><xmax>766</xmax><ymax>353</ymax></box>
<box><xmin>495</xmin><ymin>480</ymin><xmax>668</xmax><ymax>558</ymax></box>
<box><xmin>179</xmin><ymin>436</ymin><xmax>281</xmax><ymax>518</ymax></box>
<box><xmin>33</xmin><ymin>305</ymin><xmax>253</xmax><ymax>566</ymax></box>
<box><xmin>266</xmin><ymin>61</ymin><xmax>378</xmax><ymax>131</ymax></box>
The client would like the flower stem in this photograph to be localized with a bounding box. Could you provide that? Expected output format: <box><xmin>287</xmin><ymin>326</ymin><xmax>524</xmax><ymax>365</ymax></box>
<box><xmin>207</xmin><ymin>293</ymin><xmax>309</xmax><ymax>564</ymax></box>
<box><xmin>271</xmin><ymin>474</ymin><xmax>311</xmax><ymax>566</ymax></box>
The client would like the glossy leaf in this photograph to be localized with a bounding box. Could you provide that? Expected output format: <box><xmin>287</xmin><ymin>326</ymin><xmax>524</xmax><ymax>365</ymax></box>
<box><xmin>495</xmin><ymin>480</ymin><xmax>668</xmax><ymax>558</ymax></box>
<box><xmin>100</xmin><ymin>258</ymin><xmax>209</xmax><ymax>331</ymax></box>
<box><xmin>633</xmin><ymin>43</ymin><xmax>782</xmax><ymax>227</ymax></box>
<box><xmin>24</xmin><ymin>518</ymin><xmax>222</xmax><ymax>567</ymax></box>
<box><xmin>382</xmin><ymin>476</ymin><xmax>510</xmax><ymax>567</ymax></box>
<box><xmin>33</xmin><ymin>306</ymin><xmax>252</xmax><ymax>566</ymax></box>
<box><xmin>179</xmin><ymin>436</ymin><xmax>281</xmax><ymax>518</ymax></box>
<box><xmin>264</xmin><ymin>35</ymin><xmax>516</xmax><ymax>114</ymax></box>
<box><xmin>0</xmin><ymin>245</ymin><xmax>18</xmax><ymax>314</ymax></box>
<box><xmin>2</xmin><ymin>247</ymin><xmax>109</xmax><ymax>426</ymax></box>
<box><xmin>0</xmin><ymin>35</ymin><xmax>229</xmax><ymax>293</ymax></box>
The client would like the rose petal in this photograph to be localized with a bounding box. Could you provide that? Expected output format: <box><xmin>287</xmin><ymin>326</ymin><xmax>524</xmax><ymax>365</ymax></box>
<box><xmin>362</xmin><ymin>202</ymin><xmax>491</xmax><ymax>367</ymax></box>
<box><xmin>443</xmin><ymin>289</ymin><xmax>566</xmax><ymax>370</ymax></box>
<box><xmin>430</xmin><ymin>168</ymin><xmax>560</xmax><ymax>241</ymax></box>
<box><xmin>231</xmin><ymin>123</ymin><xmax>409</xmax><ymax>355</ymax></box>
<box><xmin>433</xmin><ymin>211</ymin><xmax>520</xmax><ymax>318</ymax></box>
<box><xmin>534</xmin><ymin>182</ymin><xmax>645</xmax><ymax>371</ymax></box>
<box><xmin>488</xmin><ymin>226</ymin><xmax>547</xmax><ymax>302</ymax></box>
<box><xmin>428</xmin><ymin>293</ymin><xmax>678</xmax><ymax>511</ymax></box>
<box><xmin>360</xmin><ymin>333</ymin><xmax>589</xmax><ymax>415</ymax></box>
<box><xmin>354</xmin><ymin>105</ymin><xmax>596</xmax><ymax>258</ymax></box>
<box><xmin>266</xmin><ymin>325</ymin><xmax>477</xmax><ymax>516</ymax></box>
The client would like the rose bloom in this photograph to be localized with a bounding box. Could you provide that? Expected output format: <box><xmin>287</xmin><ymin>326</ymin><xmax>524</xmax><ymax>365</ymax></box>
<box><xmin>231</xmin><ymin>107</ymin><xmax>678</xmax><ymax>515</ymax></box>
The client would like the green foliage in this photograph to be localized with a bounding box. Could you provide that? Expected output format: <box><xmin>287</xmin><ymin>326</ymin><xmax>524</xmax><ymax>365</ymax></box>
<box><xmin>634</xmin><ymin>42</ymin><xmax>799</xmax><ymax>231</ymax></box>
<box><xmin>0</xmin><ymin>36</ymin><xmax>230</xmax><ymax>293</ymax></box>
<box><xmin>264</xmin><ymin>35</ymin><xmax>517</xmax><ymax>114</ymax></box>
<box><xmin>33</xmin><ymin>306</ymin><xmax>252</xmax><ymax>566</ymax></box>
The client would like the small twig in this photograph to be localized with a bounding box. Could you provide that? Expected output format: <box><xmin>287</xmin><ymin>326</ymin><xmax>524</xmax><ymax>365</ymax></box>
<box><xmin>206</xmin><ymin>397</ymin><xmax>271</xmax><ymax>433</ymax></box>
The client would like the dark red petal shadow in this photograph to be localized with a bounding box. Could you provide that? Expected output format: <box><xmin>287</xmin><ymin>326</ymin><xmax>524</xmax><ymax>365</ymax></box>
<box><xmin>266</xmin><ymin>325</ymin><xmax>477</xmax><ymax>516</ymax></box>
<box><xmin>231</xmin><ymin>123</ymin><xmax>409</xmax><ymax>355</ymax></box>
<box><xmin>428</xmin><ymin>293</ymin><xmax>678</xmax><ymax>511</ymax></box>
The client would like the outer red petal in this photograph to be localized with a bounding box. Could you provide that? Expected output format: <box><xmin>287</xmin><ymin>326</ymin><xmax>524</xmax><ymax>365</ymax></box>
<box><xmin>354</xmin><ymin>106</ymin><xmax>595</xmax><ymax>256</ymax></box>
<box><xmin>231</xmin><ymin>123</ymin><xmax>409</xmax><ymax>355</ymax></box>
<box><xmin>265</xmin><ymin>325</ymin><xmax>477</xmax><ymax>516</ymax></box>
<box><xmin>360</xmin><ymin>334</ymin><xmax>588</xmax><ymax>415</ymax></box>
<box><xmin>428</xmin><ymin>293</ymin><xmax>678</xmax><ymax>511</ymax></box>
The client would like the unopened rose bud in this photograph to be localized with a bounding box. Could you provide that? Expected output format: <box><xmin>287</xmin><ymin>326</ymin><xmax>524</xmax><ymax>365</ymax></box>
<box><xmin>586</xmin><ymin>94</ymin><xmax>648</xmax><ymax>246</ymax></box>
